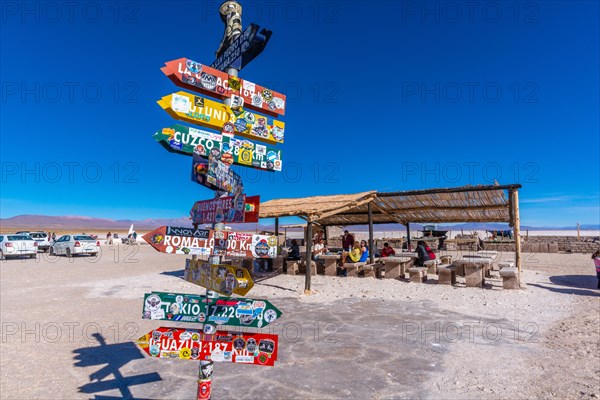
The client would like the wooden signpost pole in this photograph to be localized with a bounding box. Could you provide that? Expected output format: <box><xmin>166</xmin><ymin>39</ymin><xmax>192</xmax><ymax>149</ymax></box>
<box><xmin>199</xmin><ymin>3</ymin><xmax>242</xmax><ymax>399</ymax></box>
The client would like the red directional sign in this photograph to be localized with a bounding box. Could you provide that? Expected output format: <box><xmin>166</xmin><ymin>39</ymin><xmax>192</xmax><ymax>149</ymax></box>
<box><xmin>136</xmin><ymin>327</ymin><xmax>278</xmax><ymax>366</ymax></box>
<box><xmin>162</xmin><ymin>57</ymin><xmax>286</xmax><ymax>117</ymax></box>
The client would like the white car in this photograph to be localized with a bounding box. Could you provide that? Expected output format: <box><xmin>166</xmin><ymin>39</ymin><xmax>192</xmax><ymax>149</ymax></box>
<box><xmin>50</xmin><ymin>234</ymin><xmax>100</xmax><ymax>257</ymax></box>
<box><xmin>0</xmin><ymin>234</ymin><xmax>38</xmax><ymax>260</ymax></box>
<box><xmin>16</xmin><ymin>231</ymin><xmax>51</xmax><ymax>252</ymax></box>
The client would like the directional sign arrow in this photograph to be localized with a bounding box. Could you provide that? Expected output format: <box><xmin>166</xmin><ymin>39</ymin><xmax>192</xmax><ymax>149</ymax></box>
<box><xmin>190</xmin><ymin>194</ymin><xmax>260</xmax><ymax>225</ymax></box>
<box><xmin>136</xmin><ymin>327</ymin><xmax>278</xmax><ymax>366</ymax></box>
<box><xmin>142</xmin><ymin>226</ymin><xmax>212</xmax><ymax>257</ymax></box>
<box><xmin>185</xmin><ymin>260</ymin><xmax>254</xmax><ymax>297</ymax></box>
<box><xmin>162</xmin><ymin>57</ymin><xmax>286</xmax><ymax>117</ymax></box>
<box><xmin>143</xmin><ymin>227</ymin><xmax>278</xmax><ymax>259</ymax></box>
<box><xmin>141</xmin><ymin>291</ymin><xmax>282</xmax><ymax>329</ymax></box>
<box><xmin>158</xmin><ymin>91</ymin><xmax>285</xmax><ymax>145</ymax></box>
<box><xmin>210</xmin><ymin>23</ymin><xmax>272</xmax><ymax>73</ymax></box>
<box><xmin>153</xmin><ymin>124</ymin><xmax>283</xmax><ymax>172</ymax></box>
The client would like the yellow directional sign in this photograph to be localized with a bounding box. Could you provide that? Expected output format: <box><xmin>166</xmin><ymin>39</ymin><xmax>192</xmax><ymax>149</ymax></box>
<box><xmin>158</xmin><ymin>91</ymin><xmax>284</xmax><ymax>145</ymax></box>
<box><xmin>185</xmin><ymin>259</ymin><xmax>254</xmax><ymax>297</ymax></box>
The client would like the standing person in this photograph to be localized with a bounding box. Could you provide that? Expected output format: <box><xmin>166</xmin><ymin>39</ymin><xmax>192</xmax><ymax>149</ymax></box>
<box><xmin>51</xmin><ymin>232</ymin><xmax>56</xmax><ymax>242</ymax></box>
<box><xmin>342</xmin><ymin>230</ymin><xmax>355</xmax><ymax>252</ymax></box>
<box><xmin>106</xmin><ymin>232</ymin><xmax>113</xmax><ymax>245</ymax></box>
<box><xmin>593</xmin><ymin>250</ymin><xmax>600</xmax><ymax>289</ymax></box>
<box><xmin>381</xmin><ymin>242</ymin><xmax>396</xmax><ymax>257</ymax></box>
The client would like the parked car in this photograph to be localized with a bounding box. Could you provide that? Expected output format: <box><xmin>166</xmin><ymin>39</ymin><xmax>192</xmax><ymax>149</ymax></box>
<box><xmin>0</xmin><ymin>234</ymin><xmax>38</xmax><ymax>260</ymax></box>
<box><xmin>16</xmin><ymin>231</ymin><xmax>51</xmax><ymax>252</ymax></box>
<box><xmin>50</xmin><ymin>234</ymin><xmax>100</xmax><ymax>257</ymax></box>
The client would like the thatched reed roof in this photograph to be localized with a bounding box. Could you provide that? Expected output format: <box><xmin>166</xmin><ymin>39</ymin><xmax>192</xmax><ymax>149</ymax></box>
<box><xmin>259</xmin><ymin>191</ymin><xmax>377</xmax><ymax>223</ymax></box>
<box><xmin>259</xmin><ymin>184</ymin><xmax>521</xmax><ymax>226</ymax></box>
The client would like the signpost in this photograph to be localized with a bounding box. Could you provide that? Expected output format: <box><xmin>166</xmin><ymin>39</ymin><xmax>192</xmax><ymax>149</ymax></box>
<box><xmin>142</xmin><ymin>2</ymin><xmax>284</xmax><ymax>397</ymax></box>
<box><xmin>136</xmin><ymin>327</ymin><xmax>278</xmax><ymax>366</ymax></box>
<box><xmin>142</xmin><ymin>291</ymin><xmax>282</xmax><ymax>329</ymax></box>
<box><xmin>162</xmin><ymin>58</ymin><xmax>286</xmax><ymax>116</ymax></box>
<box><xmin>158</xmin><ymin>91</ymin><xmax>285</xmax><ymax>144</ymax></box>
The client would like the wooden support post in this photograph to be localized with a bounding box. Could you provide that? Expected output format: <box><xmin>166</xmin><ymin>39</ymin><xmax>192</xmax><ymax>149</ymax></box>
<box><xmin>406</xmin><ymin>223</ymin><xmax>411</xmax><ymax>251</ymax></box>
<box><xmin>275</xmin><ymin>217</ymin><xmax>279</xmax><ymax>251</ymax></box>
<box><xmin>305</xmin><ymin>222</ymin><xmax>313</xmax><ymax>292</ymax></box>
<box><xmin>368</xmin><ymin>202</ymin><xmax>374</xmax><ymax>263</ymax></box>
<box><xmin>510</xmin><ymin>189</ymin><xmax>522</xmax><ymax>274</ymax></box>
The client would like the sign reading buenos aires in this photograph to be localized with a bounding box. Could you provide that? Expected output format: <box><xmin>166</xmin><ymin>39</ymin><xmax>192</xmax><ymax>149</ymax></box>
<box><xmin>190</xmin><ymin>195</ymin><xmax>260</xmax><ymax>225</ymax></box>
<box><xmin>162</xmin><ymin>58</ymin><xmax>285</xmax><ymax>117</ymax></box>
<box><xmin>158</xmin><ymin>91</ymin><xmax>285</xmax><ymax>145</ymax></box>
<box><xmin>153</xmin><ymin>124</ymin><xmax>282</xmax><ymax>172</ymax></box>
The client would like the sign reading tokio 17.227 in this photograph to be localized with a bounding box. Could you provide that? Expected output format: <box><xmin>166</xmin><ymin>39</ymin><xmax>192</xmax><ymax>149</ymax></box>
<box><xmin>136</xmin><ymin>327</ymin><xmax>278</xmax><ymax>366</ymax></box>
<box><xmin>162</xmin><ymin>57</ymin><xmax>285</xmax><ymax>117</ymax></box>
<box><xmin>153</xmin><ymin>124</ymin><xmax>283</xmax><ymax>172</ymax></box>
<box><xmin>158</xmin><ymin>91</ymin><xmax>285</xmax><ymax>144</ymax></box>
<box><xmin>142</xmin><ymin>291</ymin><xmax>282</xmax><ymax>329</ymax></box>
<box><xmin>143</xmin><ymin>226</ymin><xmax>278</xmax><ymax>258</ymax></box>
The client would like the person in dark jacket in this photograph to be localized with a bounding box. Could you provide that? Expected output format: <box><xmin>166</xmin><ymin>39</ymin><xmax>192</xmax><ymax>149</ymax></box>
<box><xmin>415</xmin><ymin>240</ymin><xmax>430</xmax><ymax>266</ymax></box>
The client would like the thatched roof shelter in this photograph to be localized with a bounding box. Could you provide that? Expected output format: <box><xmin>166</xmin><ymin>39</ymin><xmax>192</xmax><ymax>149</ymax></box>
<box><xmin>259</xmin><ymin>184</ymin><xmax>523</xmax><ymax>290</ymax></box>
<box><xmin>259</xmin><ymin>184</ymin><xmax>520</xmax><ymax>226</ymax></box>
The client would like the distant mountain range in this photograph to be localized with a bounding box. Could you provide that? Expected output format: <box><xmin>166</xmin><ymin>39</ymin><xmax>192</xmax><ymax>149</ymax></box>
<box><xmin>0</xmin><ymin>215</ymin><xmax>598</xmax><ymax>232</ymax></box>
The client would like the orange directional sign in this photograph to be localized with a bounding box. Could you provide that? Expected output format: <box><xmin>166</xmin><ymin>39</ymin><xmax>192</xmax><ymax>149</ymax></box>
<box><xmin>162</xmin><ymin>57</ymin><xmax>286</xmax><ymax>117</ymax></box>
<box><xmin>158</xmin><ymin>91</ymin><xmax>285</xmax><ymax>144</ymax></box>
<box><xmin>185</xmin><ymin>259</ymin><xmax>254</xmax><ymax>297</ymax></box>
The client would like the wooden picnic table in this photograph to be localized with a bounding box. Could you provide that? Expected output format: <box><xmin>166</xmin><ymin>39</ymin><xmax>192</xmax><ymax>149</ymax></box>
<box><xmin>375</xmin><ymin>256</ymin><xmax>414</xmax><ymax>280</ymax></box>
<box><xmin>319</xmin><ymin>253</ymin><xmax>342</xmax><ymax>276</ymax></box>
<box><xmin>454</xmin><ymin>258</ymin><xmax>493</xmax><ymax>287</ymax></box>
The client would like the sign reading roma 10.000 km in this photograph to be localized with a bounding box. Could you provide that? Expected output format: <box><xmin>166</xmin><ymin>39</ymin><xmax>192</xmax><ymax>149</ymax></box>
<box><xmin>143</xmin><ymin>226</ymin><xmax>278</xmax><ymax>258</ymax></box>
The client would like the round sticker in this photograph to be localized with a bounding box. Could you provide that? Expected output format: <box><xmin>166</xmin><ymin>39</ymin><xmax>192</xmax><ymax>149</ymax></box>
<box><xmin>264</xmin><ymin>309</ymin><xmax>278</xmax><ymax>323</ymax></box>
<box><xmin>145</xmin><ymin>294</ymin><xmax>161</xmax><ymax>311</ymax></box>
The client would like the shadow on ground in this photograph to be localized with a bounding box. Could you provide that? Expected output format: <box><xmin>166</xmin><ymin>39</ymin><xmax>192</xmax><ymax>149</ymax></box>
<box><xmin>527</xmin><ymin>275</ymin><xmax>600</xmax><ymax>297</ymax></box>
<box><xmin>73</xmin><ymin>333</ymin><xmax>162</xmax><ymax>399</ymax></box>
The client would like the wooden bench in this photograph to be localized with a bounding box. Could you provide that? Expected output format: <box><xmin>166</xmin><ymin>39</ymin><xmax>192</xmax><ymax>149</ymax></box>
<box><xmin>342</xmin><ymin>262</ymin><xmax>364</xmax><ymax>277</ymax></box>
<box><xmin>424</xmin><ymin>260</ymin><xmax>439</xmax><ymax>275</ymax></box>
<box><xmin>499</xmin><ymin>261</ymin><xmax>515</xmax><ymax>270</ymax></box>
<box><xmin>438</xmin><ymin>265</ymin><xmax>456</xmax><ymax>285</ymax></box>
<box><xmin>409</xmin><ymin>267</ymin><xmax>427</xmax><ymax>283</ymax></box>
<box><xmin>499</xmin><ymin>267</ymin><xmax>520</xmax><ymax>289</ymax></box>
<box><xmin>287</xmin><ymin>261</ymin><xmax>300</xmax><ymax>275</ymax></box>
<box><xmin>358</xmin><ymin>264</ymin><xmax>377</xmax><ymax>278</ymax></box>
<box><xmin>299</xmin><ymin>260</ymin><xmax>317</xmax><ymax>276</ymax></box>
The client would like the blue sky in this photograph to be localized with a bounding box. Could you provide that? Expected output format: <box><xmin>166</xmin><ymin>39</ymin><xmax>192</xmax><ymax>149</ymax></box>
<box><xmin>1</xmin><ymin>0</ymin><xmax>598</xmax><ymax>227</ymax></box>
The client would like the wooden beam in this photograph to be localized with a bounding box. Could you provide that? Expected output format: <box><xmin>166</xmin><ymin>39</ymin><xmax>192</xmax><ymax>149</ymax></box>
<box><xmin>368</xmin><ymin>202</ymin><xmax>374</xmax><ymax>264</ymax></box>
<box><xmin>305</xmin><ymin>222</ymin><xmax>313</xmax><ymax>292</ymax></box>
<box><xmin>378</xmin><ymin>184</ymin><xmax>522</xmax><ymax>197</ymax></box>
<box><xmin>510</xmin><ymin>189</ymin><xmax>522</xmax><ymax>276</ymax></box>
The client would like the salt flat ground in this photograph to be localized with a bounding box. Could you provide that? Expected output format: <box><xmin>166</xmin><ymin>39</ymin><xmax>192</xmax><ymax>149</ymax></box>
<box><xmin>1</xmin><ymin>245</ymin><xmax>598</xmax><ymax>399</ymax></box>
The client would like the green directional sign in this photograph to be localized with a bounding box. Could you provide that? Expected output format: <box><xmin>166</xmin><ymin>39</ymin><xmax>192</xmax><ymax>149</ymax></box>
<box><xmin>141</xmin><ymin>291</ymin><xmax>282</xmax><ymax>328</ymax></box>
<box><xmin>153</xmin><ymin>124</ymin><xmax>283</xmax><ymax>172</ymax></box>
